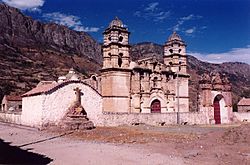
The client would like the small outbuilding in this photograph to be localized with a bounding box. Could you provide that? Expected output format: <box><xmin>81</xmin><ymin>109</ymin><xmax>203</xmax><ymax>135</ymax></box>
<box><xmin>1</xmin><ymin>95</ymin><xmax>22</xmax><ymax>112</ymax></box>
<box><xmin>237</xmin><ymin>97</ymin><xmax>250</xmax><ymax>112</ymax></box>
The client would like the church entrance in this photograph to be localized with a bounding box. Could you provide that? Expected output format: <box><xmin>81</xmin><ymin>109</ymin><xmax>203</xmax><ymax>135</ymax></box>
<box><xmin>151</xmin><ymin>99</ymin><xmax>161</xmax><ymax>113</ymax></box>
<box><xmin>213</xmin><ymin>96</ymin><xmax>221</xmax><ymax>124</ymax></box>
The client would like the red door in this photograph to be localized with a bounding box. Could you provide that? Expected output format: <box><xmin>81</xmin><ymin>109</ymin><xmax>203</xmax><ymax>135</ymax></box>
<box><xmin>213</xmin><ymin>98</ymin><xmax>221</xmax><ymax>124</ymax></box>
<box><xmin>151</xmin><ymin>100</ymin><xmax>161</xmax><ymax>113</ymax></box>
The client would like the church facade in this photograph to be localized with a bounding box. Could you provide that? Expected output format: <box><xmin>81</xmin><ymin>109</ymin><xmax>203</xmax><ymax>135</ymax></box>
<box><xmin>101</xmin><ymin>17</ymin><xmax>189</xmax><ymax>114</ymax></box>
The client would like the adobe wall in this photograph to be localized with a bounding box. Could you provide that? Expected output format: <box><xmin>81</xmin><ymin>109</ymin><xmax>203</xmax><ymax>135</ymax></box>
<box><xmin>0</xmin><ymin>112</ymin><xmax>21</xmax><ymax>124</ymax></box>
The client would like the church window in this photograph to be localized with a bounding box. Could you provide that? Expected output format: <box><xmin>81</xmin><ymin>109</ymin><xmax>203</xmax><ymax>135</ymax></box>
<box><xmin>153</xmin><ymin>77</ymin><xmax>157</xmax><ymax>87</ymax></box>
<box><xmin>118</xmin><ymin>53</ymin><xmax>123</xmax><ymax>67</ymax></box>
<box><xmin>119</xmin><ymin>36</ymin><xmax>123</xmax><ymax>42</ymax></box>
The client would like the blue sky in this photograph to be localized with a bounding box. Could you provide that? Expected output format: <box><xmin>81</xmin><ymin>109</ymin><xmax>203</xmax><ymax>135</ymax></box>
<box><xmin>1</xmin><ymin>0</ymin><xmax>250</xmax><ymax>64</ymax></box>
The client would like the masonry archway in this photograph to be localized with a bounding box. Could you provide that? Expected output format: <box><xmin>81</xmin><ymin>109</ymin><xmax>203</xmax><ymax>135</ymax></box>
<box><xmin>151</xmin><ymin>99</ymin><xmax>161</xmax><ymax>113</ymax></box>
<box><xmin>213</xmin><ymin>94</ymin><xmax>227</xmax><ymax>124</ymax></box>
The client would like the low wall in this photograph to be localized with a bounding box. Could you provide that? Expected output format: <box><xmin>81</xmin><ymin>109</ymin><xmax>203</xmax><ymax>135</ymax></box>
<box><xmin>0</xmin><ymin>112</ymin><xmax>21</xmax><ymax>125</ymax></box>
<box><xmin>96</xmin><ymin>111</ymin><xmax>209</xmax><ymax>126</ymax></box>
<box><xmin>233</xmin><ymin>112</ymin><xmax>250</xmax><ymax>122</ymax></box>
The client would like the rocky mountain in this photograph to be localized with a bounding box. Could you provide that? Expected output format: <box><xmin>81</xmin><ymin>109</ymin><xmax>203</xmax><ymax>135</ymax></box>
<box><xmin>0</xmin><ymin>3</ymin><xmax>102</xmax><ymax>99</ymax></box>
<box><xmin>0</xmin><ymin>3</ymin><xmax>249</xmax><ymax>111</ymax></box>
<box><xmin>130</xmin><ymin>42</ymin><xmax>164</xmax><ymax>61</ymax></box>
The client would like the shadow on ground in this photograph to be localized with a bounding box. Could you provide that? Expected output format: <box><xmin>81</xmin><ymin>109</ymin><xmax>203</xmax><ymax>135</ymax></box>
<box><xmin>0</xmin><ymin>139</ymin><xmax>52</xmax><ymax>164</ymax></box>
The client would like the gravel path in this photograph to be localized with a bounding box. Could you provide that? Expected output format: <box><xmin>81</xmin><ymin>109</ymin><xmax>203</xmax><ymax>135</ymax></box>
<box><xmin>0</xmin><ymin>122</ymin><xmax>185</xmax><ymax>165</ymax></box>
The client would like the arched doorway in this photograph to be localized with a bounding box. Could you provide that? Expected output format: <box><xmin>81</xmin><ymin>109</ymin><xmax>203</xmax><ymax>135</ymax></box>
<box><xmin>213</xmin><ymin>96</ymin><xmax>221</xmax><ymax>124</ymax></box>
<box><xmin>151</xmin><ymin>99</ymin><xmax>161</xmax><ymax>113</ymax></box>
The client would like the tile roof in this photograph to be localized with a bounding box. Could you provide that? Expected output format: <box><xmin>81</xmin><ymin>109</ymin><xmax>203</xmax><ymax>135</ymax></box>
<box><xmin>238</xmin><ymin>97</ymin><xmax>250</xmax><ymax>106</ymax></box>
<box><xmin>5</xmin><ymin>95</ymin><xmax>22</xmax><ymax>101</ymax></box>
<box><xmin>22</xmin><ymin>80</ymin><xmax>101</xmax><ymax>97</ymax></box>
<box><xmin>22</xmin><ymin>83</ymin><xmax>58</xmax><ymax>97</ymax></box>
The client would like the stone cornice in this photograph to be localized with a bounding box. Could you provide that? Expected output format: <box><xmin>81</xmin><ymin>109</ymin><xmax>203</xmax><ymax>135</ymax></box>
<box><xmin>102</xmin><ymin>42</ymin><xmax>131</xmax><ymax>48</ymax></box>
<box><xmin>100</xmin><ymin>67</ymin><xmax>132</xmax><ymax>73</ymax></box>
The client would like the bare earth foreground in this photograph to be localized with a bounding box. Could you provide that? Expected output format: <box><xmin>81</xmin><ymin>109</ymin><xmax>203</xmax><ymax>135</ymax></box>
<box><xmin>0</xmin><ymin>122</ymin><xmax>249</xmax><ymax>165</ymax></box>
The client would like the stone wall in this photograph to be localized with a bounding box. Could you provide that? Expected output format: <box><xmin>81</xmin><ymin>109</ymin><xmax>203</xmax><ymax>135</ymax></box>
<box><xmin>95</xmin><ymin>111</ymin><xmax>209</xmax><ymax>126</ymax></box>
<box><xmin>0</xmin><ymin>112</ymin><xmax>21</xmax><ymax>124</ymax></box>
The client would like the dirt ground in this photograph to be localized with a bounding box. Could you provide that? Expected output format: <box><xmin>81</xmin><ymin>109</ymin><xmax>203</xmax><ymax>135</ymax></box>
<box><xmin>0</xmin><ymin>122</ymin><xmax>250</xmax><ymax>165</ymax></box>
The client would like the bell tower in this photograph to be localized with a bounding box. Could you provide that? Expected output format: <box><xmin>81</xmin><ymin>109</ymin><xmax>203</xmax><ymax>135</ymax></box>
<box><xmin>164</xmin><ymin>32</ymin><xmax>189</xmax><ymax>112</ymax></box>
<box><xmin>102</xmin><ymin>17</ymin><xmax>130</xmax><ymax>69</ymax></box>
<box><xmin>164</xmin><ymin>31</ymin><xmax>187</xmax><ymax>73</ymax></box>
<box><xmin>101</xmin><ymin>17</ymin><xmax>131</xmax><ymax>113</ymax></box>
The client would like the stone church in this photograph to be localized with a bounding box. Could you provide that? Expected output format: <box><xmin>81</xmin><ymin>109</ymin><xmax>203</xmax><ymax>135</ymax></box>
<box><xmin>1</xmin><ymin>17</ymin><xmax>243</xmax><ymax>128</ymax></box>
<box><xmin>18</xmin><ymin>17</ymin><xmax>190</xmax><ymax>128</ymax></box>
<box><xmin>101</xmin><ymin>17</ymin><xmax>189</xmax><ymax>114</ymax></box>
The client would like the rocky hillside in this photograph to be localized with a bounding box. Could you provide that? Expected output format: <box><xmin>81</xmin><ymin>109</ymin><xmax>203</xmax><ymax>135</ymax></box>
<box><xmin>0</xmin><ymin>3</ymin><xmax>101</xmax><ymax>99</ymax></box>
<box><xmin>130</xmin><ymin>42</ymin><xmax>250</xmax><ymax>111</ymax></box>
<box><xmin>0</xmin><ymin>3</ymin><xmax>249</xmax><ymax>111</ymax></box>
<box><xmin>130</xmin><ymin>42</ymin><xmax>164</xmax><ymax>61</ymax></box>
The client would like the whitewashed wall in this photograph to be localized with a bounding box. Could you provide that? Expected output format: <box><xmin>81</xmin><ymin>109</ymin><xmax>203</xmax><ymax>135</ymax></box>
<box><xmin>233</xmin><ymin>112</ymin><xmax>250</xmax><ymax>122</ymax></box>
<box><xmin>21</xmin><ymin>95</ymin><xmax>44</xmax><ymax>127</ymax></box>
<box><xmin>42</xmin><ymin>82</ymin><xmax>102</xmax><ymax>126</ymax></box>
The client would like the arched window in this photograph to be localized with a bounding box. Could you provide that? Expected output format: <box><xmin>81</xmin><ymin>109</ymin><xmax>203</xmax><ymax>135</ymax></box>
<box><xmin>118</xmin><ymin>57</ymin><xmax>122</xmax><ymax>67</ymax></box>
<box><xmin>118</xmin><ymin>53</ymin><xmax>123</xmax><ymax>67</ymax></box>
<box><xmin>119</xmin><ymin>36</ymin><xmax>123</xmax><ymax>42</ymax></box>
<box><xmin>153</xmin><ymin>77</ymin><xmax>157</xmax><ymax>87</ymax></box>
<box><xmin>151</xmin><ymin>99</ymin><xmax>161</xmax><ymax>113</ymax></box>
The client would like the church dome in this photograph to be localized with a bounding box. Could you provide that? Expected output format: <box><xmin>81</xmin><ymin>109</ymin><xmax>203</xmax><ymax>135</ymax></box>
<box><xmin>109</xmin><ymin>17</ymin><xmax>123</xmax><ymax>28</ymax></box>
<box><xmin>168</xmin><ymin>31</ymin><xmax>182</xmax><ymax>41</ymax></box>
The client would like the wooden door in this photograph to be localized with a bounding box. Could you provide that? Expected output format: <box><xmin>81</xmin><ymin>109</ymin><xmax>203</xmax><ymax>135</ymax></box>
<box><xmin>151</xmin><ymin>100</ymin><xmax>161</xmax><ymax>113</ymax></box>
<box><xmin>213</xmin><ymin>98</ymin><xmax>221</xmax><ymax>124</ymax></box>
